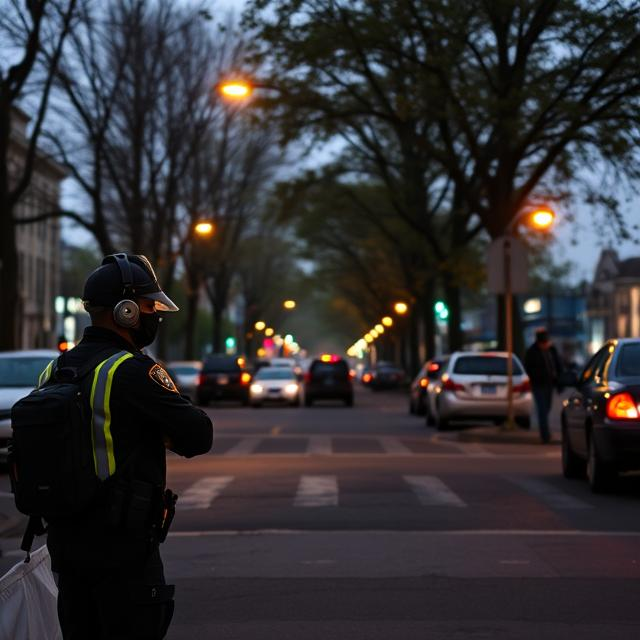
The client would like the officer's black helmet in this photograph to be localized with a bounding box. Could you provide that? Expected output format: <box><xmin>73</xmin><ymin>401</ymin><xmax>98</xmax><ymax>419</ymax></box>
<box><xmin>82</xmin><ymin>253</ymin><xmax>179</xmax><ymax>312</ymax></box>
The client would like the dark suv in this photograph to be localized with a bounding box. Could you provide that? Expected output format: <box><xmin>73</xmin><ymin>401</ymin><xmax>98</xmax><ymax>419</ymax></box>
<box><xmin>196</xmin><ymin>355</ymin><xmax>251</xmax><ymax>405</ymax></box>
<box><xmin>304</xmin><ymin>356</ymin><xmax>353</xmax><ymax>407</ymax></box>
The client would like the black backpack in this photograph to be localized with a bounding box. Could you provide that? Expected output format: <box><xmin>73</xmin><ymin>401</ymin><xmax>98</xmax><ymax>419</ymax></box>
<box><xmin>9</xmin><ymin>348</ymin><xmax>119</xmax><ymax>553</ymax></box>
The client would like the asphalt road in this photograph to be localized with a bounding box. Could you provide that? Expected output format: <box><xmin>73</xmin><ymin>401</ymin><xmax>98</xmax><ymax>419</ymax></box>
<box><xmin>2</xmin><ymin>387</ymin><xmax>640</xmax><ymax>638</ymax></box>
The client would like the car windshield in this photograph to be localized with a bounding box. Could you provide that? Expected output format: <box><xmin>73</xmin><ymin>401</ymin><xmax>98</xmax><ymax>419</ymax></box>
<box><xmin>0</xmin><ymin>357</ymin><xmax>53</xmax><ymax>387</ymax></box>
<box><xmin>453</xmin><ymin>355</ymin><xmax>523</xmax><ymax>376</ymax></box>
<box><xmin>171</xmin><ymin>366</ymin><xmax>199</xmax><ymax>375</ymax></box>
<box><xmin>311</xmin><ymin>361</ymin><xmax>349</xmax><ymax>376</ymax></box>
<box><xmin>204</xmin><ymin>357</ymin><xmax>240</xmax><ymax>372</ymax></box>
<box><xmin>617</xmin><ymin>344</ymin><xmax>640</xmax><ymax>377</ymax></box>
<box><xmin>255</xmin><ymin>368</ymin><xmax>296</xmax><ymax>380</ymax></box>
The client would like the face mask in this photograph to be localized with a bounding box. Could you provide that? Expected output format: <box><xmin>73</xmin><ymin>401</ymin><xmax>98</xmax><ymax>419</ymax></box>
<box><xmin>130</xmin><ymin>312</ymin><xmax>161</xmax><ymax>348</ymax></box>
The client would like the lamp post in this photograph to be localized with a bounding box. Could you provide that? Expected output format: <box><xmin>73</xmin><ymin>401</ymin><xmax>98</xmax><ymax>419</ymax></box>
<box><xmin>503</xmin><ymin>206</ymin><xmax>556</xmax><ymax>430</ymax></box>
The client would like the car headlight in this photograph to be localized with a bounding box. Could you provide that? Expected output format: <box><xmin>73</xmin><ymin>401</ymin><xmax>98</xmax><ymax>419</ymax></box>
<box><xmin>284</xmin><ymin>383</ymin><xmax>299</xmax><ymax>394</ymax></box>
<box><xmin>250</xmin><ymin>383</ymin><xmax>264</xmax><ymax>394</ymax></box>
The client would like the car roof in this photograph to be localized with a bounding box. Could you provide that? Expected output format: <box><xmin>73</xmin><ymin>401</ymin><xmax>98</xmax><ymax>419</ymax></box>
<box><xmin>0</xmin><ymin>349</ymin><xmax>59</xmax><ymax>358</ymax></box>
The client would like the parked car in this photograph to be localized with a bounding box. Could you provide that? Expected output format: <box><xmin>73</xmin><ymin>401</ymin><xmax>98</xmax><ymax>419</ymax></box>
<box><xmin>0</xmin><ymin>350</ymin><xmax>59</xmax><ymax>463</ymax></box>
<box><xmin>368</xmin><ymin>362</ymin><xmax>406</xmax><ymax>391</ymax></box>
<box><xmin>428</xmin><ymin>351</ymin><xmax>532</xmax><ymax>430</ymax></box>
<box><xmin>166</xmin><ymin>360</ymin><xmax>202</xmax><ymax>401</ymax></box>
<box><xmin>409</xmin><ymin>357</ymin><xmax>446</xmax><ymax>416</ymax></box>
<box><xmin>561</xmin><ymin>338</ymin><xmax>640</xmax><ymax>492</ymax></box>
<box><xmin>250</xmin><ymin>366</ymin><xmax>300</xmax><ymax>407</ymax></box>
<box><xmin>196</xmin><ymin>355</ymin><xmax>252</xmax><ymax>406</ymax></box>
<box><xmin>304</xmin><ymin>355</ymin><xmax>353</xmax><ymax>406</ymax></box>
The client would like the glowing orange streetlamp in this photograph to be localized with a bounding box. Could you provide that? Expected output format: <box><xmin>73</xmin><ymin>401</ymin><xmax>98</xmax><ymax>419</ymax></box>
<box><xmin>194</xmin><ymin>221</ymin><xmax>215</xmax><ymax>237</ymax></box>
<box><xmin>394</xmin><ymin>302</ymin><xmax>408</xmax><ymax>315</ymax></box>
<box><xmin>218</xmin><ymin>79</ymin><xmax>253</xmax><ymax>99</ymax></box>
<box><xmin>382</xmin><ymin>316</ymin><xmax>393</xmax><ymax>327</ymax></box>
<box><xmin>526</xmin><ymin>207</ymin><xmax>556</xmax><ymax>232</ymax></box>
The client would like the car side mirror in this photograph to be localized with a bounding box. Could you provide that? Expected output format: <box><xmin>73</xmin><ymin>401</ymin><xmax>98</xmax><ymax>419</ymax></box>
<box><xmin>558</xmin><ymin>370</ymin><xmax>579</xmax><ymax>388</ymax></box>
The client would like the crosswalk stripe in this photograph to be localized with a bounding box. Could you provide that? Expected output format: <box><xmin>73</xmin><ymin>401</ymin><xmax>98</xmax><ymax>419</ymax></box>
<box><xmin>508</xmin><ymin>476</ymin><xmax>593</xmax><ymax>510</ymax></box>
<box><xmin>450</xmin><ymin>442</ymin><xmax>494</xmax><ymax>457</ymax></box>
<box><xmin>294</xmin><ymin>475</ymin><xmax>338</xmax><ymax>507</ymax></box>
<box><xmin>178</xmin><ymin>476</ymin><xmax>234</xmax><ymax>510</ymax></box>
<box><xmin>378</xmin><ymin>437</ymin><xmax>413</xmax><ymax>456</ymax></box>
<box><xmin>404</xmin><ymin>475</ymin><xmax>467</xmax><ymax>507</ymax></box>
<box><xmin>224</xmin><ymin>437</ymin><xmax>262</xmax><ymax>456</ymax></box>
<box><xmin>307</xmin><ymin>436</ymin><xmax>332</xmax><ymax>455</ymax></box>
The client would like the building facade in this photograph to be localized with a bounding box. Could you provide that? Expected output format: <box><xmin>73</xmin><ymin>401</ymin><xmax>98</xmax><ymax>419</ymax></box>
<box><xmin>10</xmin><ymin>108</ymin><xmax>66</xmax><ymax>349</ymax></box>
<box><xmin>587</xmin><ymin>249</ymin><xmax>640</xmax><ymax>353</ymax></box>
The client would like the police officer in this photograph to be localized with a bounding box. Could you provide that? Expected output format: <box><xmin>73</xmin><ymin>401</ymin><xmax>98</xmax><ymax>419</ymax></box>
<box><xmin>46</xmin><ymin>253</ymin><xmax>213</xmax><ymax>639</ymax></box>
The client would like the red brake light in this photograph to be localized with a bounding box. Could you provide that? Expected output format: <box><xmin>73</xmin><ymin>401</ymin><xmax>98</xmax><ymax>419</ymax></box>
<box><xmin>419</xmin><ymin>378</ymin><xmax>428</xmax><ymax>388</ymax></box>
<box><xmin>197</xmin><ymin>373</ymin><xmax>205</xmax><ymax>386</ymax></box>
<box><xmin>513</xmin><ymin>379</ymin><xmax>531</xmax><ymax>393</ymax></box>
<box><xmin>606</xmin><ymin>392</ymin><xmax>639</xmax><ymax>420</ymax></box>
<box><xmin>304</xmin><ymin>372</ymin><xmax>311</xmax><ymax>383</ymax></box>
<box><xmin>442</xmin><ymin>376</ymin><xmax>465</xmax><ymax>392</ymax></box>
<box><xmin>240</xmin><ymin>372</ymin><xmax>252</xmax><ymax>385</ymax></box>
<box><xmin>427</xmin><ymin>362</ymin><xmax>440</xmax><ymax>373</ymax></box>
<box><xmin>362</xmin><ymin>373</ymin><xmax>372</xmax><ymax>383</ymax></box>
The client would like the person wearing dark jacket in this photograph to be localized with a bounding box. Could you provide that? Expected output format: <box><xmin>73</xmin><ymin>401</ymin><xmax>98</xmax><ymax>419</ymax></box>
<box><xmin>44</xmin><ymin>254</ymin><xmax>213</xmax><ymax>639</ymax></box>
<box><xmin>524</xmin><ymin>328</ymin><xmax>562</xmax><ymax>443</ymax></box>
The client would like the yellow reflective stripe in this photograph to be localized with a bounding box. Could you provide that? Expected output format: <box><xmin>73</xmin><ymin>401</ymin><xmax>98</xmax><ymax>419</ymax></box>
<box><xmin>89</xmin><ymin>359</ymin><xmax>108</xmax><ymax>476</ymax></box>
<box><xmin>38</xmin><ymin>360</ymin><xmax>54</xmax><ymax>388</ymax></box>
<box><xmin>102</xmin><ymin>353</ymin><xmax>133</xmax><ymax>476</ymax></box>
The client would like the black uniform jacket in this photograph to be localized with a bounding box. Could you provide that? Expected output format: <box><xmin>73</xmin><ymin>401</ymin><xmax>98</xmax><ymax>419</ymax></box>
<box><xmin>524</xmin><ymin>342</ymin><xmax>562</xmax><ymax>387</ymax></box>
<box><xmin>46</xmin><ymin>326</ymin><xmax>213</xmax><ymax>572</ymax></box>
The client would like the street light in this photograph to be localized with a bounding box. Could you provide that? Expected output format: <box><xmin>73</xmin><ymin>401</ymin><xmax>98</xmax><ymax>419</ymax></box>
<box><xmin>283</xmin><ymin>299</ymin><xmax>296</xmax><ymax>310</ymax></box>
<box><xmin>218</xmin><ymin>79</ymin><xmax>253</xmax><ymax>99</ymax></box>
<box><xmin>265</xmin><ymin>327</ymin><xmax>274</xmax><ymax>337</ymax></box>
<box><xmin>502</xmin><ymin>205</ymin><xmax>556</xmax><ymax>430</ymax></box>
<box><xmin>194</xmin><ymin>221</ymin><xmax>215</xmax><ymax>237</ymax></box>
<box><xmin>364</xmin><ymin>334</ymin><xmax>374</xmax><ymax>343</ymax></box>
<box><xmin>370</xmin><ymin>329</ymin><xmax>379</xmax><ymax>339</ymax></box>
<box><xmin>382</xmin><ymin>316</ymin><xmax>393</xmax><ymax>327</ymax></box>
<box><xmin>375</xmin><ymin>324</ymin><xmax>384</xmax><ymax>334</ymax></box>
<box><xmin>254</xmin><ymin>321</ymin><xmax>266</xmax><ymax>331</ymax></box>
<box><xmin>394</xmin><ymin>302</ymin><xmax>408</xmax><ymax>315</ymax></box>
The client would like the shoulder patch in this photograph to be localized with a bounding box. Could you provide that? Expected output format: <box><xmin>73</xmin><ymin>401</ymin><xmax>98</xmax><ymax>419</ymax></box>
<box><xmin>148</xmin><ymin>364</ymin><xmax>178</xmax><ymax>392</ymax></box>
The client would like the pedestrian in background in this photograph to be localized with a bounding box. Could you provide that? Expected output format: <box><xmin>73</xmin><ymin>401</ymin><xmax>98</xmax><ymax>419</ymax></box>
<box><xmin>524</xmin><ymin>328</ymin><xmax>562</xmax><ymax>444</ymax></box>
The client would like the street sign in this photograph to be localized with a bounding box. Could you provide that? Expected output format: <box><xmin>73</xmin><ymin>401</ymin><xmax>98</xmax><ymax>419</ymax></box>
<box><xmin>487</xmin><ymin>236</ymin><xmax>529</xmax><ymax>294</ymax></box>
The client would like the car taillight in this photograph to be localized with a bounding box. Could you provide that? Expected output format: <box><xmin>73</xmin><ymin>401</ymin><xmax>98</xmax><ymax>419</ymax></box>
<box><xmin>419</xmin><ymin>378</ymin><xmax>428</xmax><ymax>388</ymax></box>
<box><xmin>240</xmin><ymin>372</ymin><xmax>251</xmax><ymax>385</ymax></box>
<box><xmin>362</xmin><ymin>373</ymin><xmax>372</xmax><ymax>383</ymax></box>
<box><xmin>442</xmin><ymin>376</ymin><xmax>465</xmax><ymax>392</ymax></box>
<box><xmin>427</xmin><ymin>362</ymin><xmax>440</xmax><ymax>373</ymax></box>
<box><xmin>197</xmin><ymin>373</ymin><xmax>205</xmax><ymax>386</ymax></box>
<box><xmin>513</xmin><ymin>379</ymin><xmax>531</xmax><ymax>393</ymax></box>
<box><xmin>606</xmin><ymin>392</ymin><xmax>640</xmax><ymax>420</ymax></box>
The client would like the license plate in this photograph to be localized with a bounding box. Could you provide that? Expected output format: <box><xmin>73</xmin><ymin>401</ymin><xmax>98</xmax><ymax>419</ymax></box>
<box><xmin>481</xmin><ymin>384</ymin><xmax>496</xmax><ymax>395</ymax></box>
<box><xmin>217</xmin><ymin>374</ymin><xmax>229</xmax><ymax>385</ymax></box>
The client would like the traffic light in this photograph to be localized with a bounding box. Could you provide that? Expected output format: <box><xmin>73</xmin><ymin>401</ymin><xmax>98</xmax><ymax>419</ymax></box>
<box><xmin>225</xmin><ymin>336</ymin><xmax>236</xmax><ymax>350</ymax></box>
<box><xmin>434</xmin><ymin>301</ymin><xmax>449</xmax><ymax>320</ymax></box>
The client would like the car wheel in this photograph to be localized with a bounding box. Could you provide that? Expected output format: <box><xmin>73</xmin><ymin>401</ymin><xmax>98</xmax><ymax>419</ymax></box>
<box><xmin>515</xmin><ymin>416</ymin><xmax>531</xmax><ymax>429</ymax></box>
<box><xmin>305</xmin><ymin>396</ymin><xmax>313</xmax><ymax>407</ymax></box>
<box><xmin>561</xmin><ymin>424</ymin><xmax>586</xmax><ymax>479</ymax></box>
<box><xmin>416</xmin><ymin>398</ymin><xmax>426</xmax><ymax>416</ymax></box>
<box><xmin>409</xmin><ymin>399</ymin><xmax>415</xmax><ymax>415</ymax></box>
<box><xmin>587</xmin><ymin>433</ymin><xmax>614</xmax><ymax>493</ymax></box>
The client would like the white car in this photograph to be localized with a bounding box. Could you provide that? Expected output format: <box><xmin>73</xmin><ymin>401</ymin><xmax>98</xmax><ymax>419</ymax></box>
<box><xmin>0</xmin><ymin>350</ymin><xmax>59</xmax><ymax>463</ymax></box>
<box><xmin>250</xmin><ymin>366</ymin><xmax>301</xmax><ymax>407</ymax></box>
<box><xmin>166</xmin><ymin>360</ymin><xmax>202</xmax><ymax>401</ymax></box>
<box><xmin>428</xmin><ymin>351</ymin><xmax>532</xmax><ymax>430</ymax></box>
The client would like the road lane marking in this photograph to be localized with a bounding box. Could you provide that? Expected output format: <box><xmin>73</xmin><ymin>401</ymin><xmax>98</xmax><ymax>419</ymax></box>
<box><xmin>178</xmin><ymin>476</ymin><xmax>234</xmax><ymax>510</ymax></box>
<box><xmin>168</xmin><ymin>529</ymin><xmax>640</xmax><ymax>538</ymax></box>
<box><xmin>404</xmin><ymin>475</ymin><xmax>467</xmax><ymax>508</ymax></box>
<box><xmin>508</xmin><ymin>476</ymin><xmax>593</xmax><ymax>510</ymax></box>
<box><xmin>307</xmin><ymin>436</ymin><xmax>332</xmax><ymax>455</ymax></box>
<box><xmin>294</xmin><ymin>475</ymin><xmax>338</xmax><ymax>507</ymax></box>
<box><xmin>378</xmin><ymin>437</ymin><xmax>413</xmax><ymax>456</ymax></box>
<box><xmin>450</xmin><ymin>442</ymin><xmax>494</xmax><ymax>457</ymax></box>
<box><xmin>224</xmin><ymin>437</ymin><xmax>262</xmax><ymax>456</ymax></box>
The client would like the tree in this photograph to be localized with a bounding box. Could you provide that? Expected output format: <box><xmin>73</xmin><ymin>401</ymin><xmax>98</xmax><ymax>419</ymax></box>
<box><xmin>0</xmin><ymin>0</ymin><xmax>78</xmax><ymax>349</ymax></box>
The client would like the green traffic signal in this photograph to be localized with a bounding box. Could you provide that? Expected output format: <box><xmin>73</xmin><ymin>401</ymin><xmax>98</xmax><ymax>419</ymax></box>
<box><xmin>434</xmin><ymin>300</ymin><xmax>449</xmax><ymax>320</ymax></box>
<box><xmin>225</xmin><ymin>336</ymin><xmax>236</xmax><ymax>349</ymax></box>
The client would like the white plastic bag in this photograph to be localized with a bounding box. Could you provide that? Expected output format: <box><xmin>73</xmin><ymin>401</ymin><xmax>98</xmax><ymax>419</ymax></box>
<box><xmin>0</xmin><ymin>545</ymin><xmax>62</xmax><ymax>640</ymax></box>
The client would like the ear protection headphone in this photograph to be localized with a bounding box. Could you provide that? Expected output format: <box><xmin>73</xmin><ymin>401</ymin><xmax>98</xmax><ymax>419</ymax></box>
<box><xmin>110</xmin><ymin>253</ymin><xmax>140</xmax><ymax>329</ymax></box>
